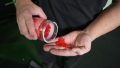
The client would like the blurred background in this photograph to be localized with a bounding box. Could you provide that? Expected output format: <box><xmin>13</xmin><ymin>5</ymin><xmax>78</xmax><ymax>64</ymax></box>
<box><xmin>0</xmin><ymin>0</ymin><xmax>120</xmax><ymax>68</ymax></box>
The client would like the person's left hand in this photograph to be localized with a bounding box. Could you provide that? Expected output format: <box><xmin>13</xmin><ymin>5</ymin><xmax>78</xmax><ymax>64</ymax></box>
<box><xmin>43</xmin><ymin>31</ymin><xmax>93</xmax><ymax>56</ymax></box>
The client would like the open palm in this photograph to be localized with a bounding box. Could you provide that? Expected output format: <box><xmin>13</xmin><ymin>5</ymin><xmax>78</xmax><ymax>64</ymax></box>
<box><xmin>44</xmin><ymin>31</ymin><xmax>93</xmax><ymax>56</ymax></box>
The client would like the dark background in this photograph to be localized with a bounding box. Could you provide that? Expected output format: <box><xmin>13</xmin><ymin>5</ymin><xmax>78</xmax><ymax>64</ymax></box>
<box><xmin>0</xmin><ymin>1</ymin><xmax>120</xmax><ymax>68</ymax></box>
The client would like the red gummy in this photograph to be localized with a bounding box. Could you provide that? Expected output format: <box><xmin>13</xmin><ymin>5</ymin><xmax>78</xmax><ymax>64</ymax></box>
<box><xmin>44</xmin><ymin>24</ymin><xmax>51</xmax><ymax>38</ymax></box>
<box><xmin>55</xmin><ymin>37</ymin><xmax>69</xmax><ymax>48</ymax></box>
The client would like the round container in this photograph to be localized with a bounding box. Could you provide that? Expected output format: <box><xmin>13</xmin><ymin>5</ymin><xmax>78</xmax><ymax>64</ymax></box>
<box><xmin>33</xmin><ymin>17</ymin><xmax>58</xmax><ymax>43</ymax></box>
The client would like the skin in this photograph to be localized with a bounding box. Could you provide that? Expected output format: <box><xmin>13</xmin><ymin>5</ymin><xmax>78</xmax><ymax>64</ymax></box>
<box><xmin>44</xmin><ymin>31</ymin><xmax>92</xmax><ymax>56</ymax></box>
<box><xmin>16</xmin><ymin>0</ymin><xmax>47</xmax><ymax>40</ymax></box>
<box><xmin>16</xmin><ymin>0</ymin><xmax>120</xmax><ymax>56</ymax></box>
<box><xmin>44</xmin><ymin>0</ymin><xmax>120</xmax><ymax>56</ymax></box>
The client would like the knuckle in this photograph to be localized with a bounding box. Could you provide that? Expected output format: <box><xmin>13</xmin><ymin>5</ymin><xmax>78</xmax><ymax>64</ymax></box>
<box><xmin>37</xmin><ymin>7</ymin><xmax>42</xmax><ymax>11</ymax></box>
<box><xmin>17</xmin><ymin>17</ymin><xmax>22</xmax><ymax>23</ymax></box>
<box><xmin>82</xmin><ymin>49</ymin><xmax>91</xmax><ymax>55</ymax></box>
<box><xmin>80</xmin><ymin>51</ymin><xmax>87</xmax><ymax>55</ymax></box>
<box><xmin>21</xmin><ymin>31</ymin><xmax>28</xmax><ymax>35</ymax></box>
<box><xmin>86</xmin><ymin>47</ymin><xmax>91</xmax><ymax>52</ymax></box>
<box><xmin>17</xmin><ymin>15</ymin><xmax>24</xmax><ymax>23</ymax></box>
<box><xmin>22</xmin><ymin>10</ymin><xmax>31</xmax><ymax>17</ymax></box>
<box><xmin>76</xmin><ymin>51</ymin><xmax>81</xmax><ymax>55</ymax></box>
<box><xmin>87</xmin><ymin>49</ymin><xmax>91</xmax><ymax>53</ymax></box>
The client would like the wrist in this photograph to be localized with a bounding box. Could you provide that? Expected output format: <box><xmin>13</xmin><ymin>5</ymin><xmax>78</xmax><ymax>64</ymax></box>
<box><xmin>82</xmin><ymin>29</ymin><xmax>97</xmax><ymax>41</ymax></box>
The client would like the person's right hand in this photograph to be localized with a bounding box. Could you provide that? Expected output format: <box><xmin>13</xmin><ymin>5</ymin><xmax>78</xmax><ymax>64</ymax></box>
<box><xmin>16</xmin><ymin>0</ymin><xmax>47</xmax><ymax>40</ymax></box>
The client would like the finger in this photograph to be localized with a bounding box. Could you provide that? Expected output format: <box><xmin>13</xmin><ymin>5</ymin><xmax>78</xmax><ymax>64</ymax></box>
<box><xmin>17</xmin><ymin>16</ymin><xmax>32</xmax><ymax>40</ymax></box>
<box><xmin>33</xmin><ymin>6</ymin><xmax>47</xmax><ymax>19</ymax></box>
<box><xmin>38</xmin><ymin>8</ymin><xmax>47</xmax><ymax>19</ymax></box>
<box><xmin>24</xmin><ymin>13</ymin><xmax>37</xmax><ymax>40</ymax></box>
<box><xmin>50</xmin><ymin>49</ymin><xmax>78</xmax><ymax>56</ymax></box>
<box><xmin>44</xmin><ymin>43</ymin><xmax>65</xmax><ymax>52</ymax></box>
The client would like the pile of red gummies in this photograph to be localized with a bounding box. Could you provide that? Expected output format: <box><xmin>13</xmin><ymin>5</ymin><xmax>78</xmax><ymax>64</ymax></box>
<box><xmin>55</xmin><ymin>37</ymin><xmax>69</xmax><ymax>48</ymax></box>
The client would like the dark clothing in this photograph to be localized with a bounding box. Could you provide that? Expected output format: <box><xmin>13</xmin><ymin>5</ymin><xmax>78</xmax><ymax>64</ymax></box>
<box><xmin>0</xmin><ymin>0</ymin><xmax>15</xmax><ymax>20</ymax></box>
<box><xmin>34</xmin><ymin>0</ymin><xmax>108</xmax><ymax>68</ymax></box>
<box><xmin>37</xmin><ymin>0</ymin><xmax>107</xmax><ymax>36</ymax></box>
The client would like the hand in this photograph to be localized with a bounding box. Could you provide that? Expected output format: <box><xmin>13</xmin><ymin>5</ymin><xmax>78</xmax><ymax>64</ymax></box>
<box><xmin>44</xmin><ymin>31</ymin><xmax>93</xmax><ymax>56</ymax></box>
<box><xmin>16</xmin><ymin>0</ymin><xmax>47</xmax><ymax>40</ymax></box>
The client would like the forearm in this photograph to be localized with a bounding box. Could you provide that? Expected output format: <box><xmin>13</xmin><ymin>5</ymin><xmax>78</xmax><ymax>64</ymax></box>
<box><xmin>84</xmin><ymin>1</ymin><xmax>120</xmax><ymax>41</ymax></box>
